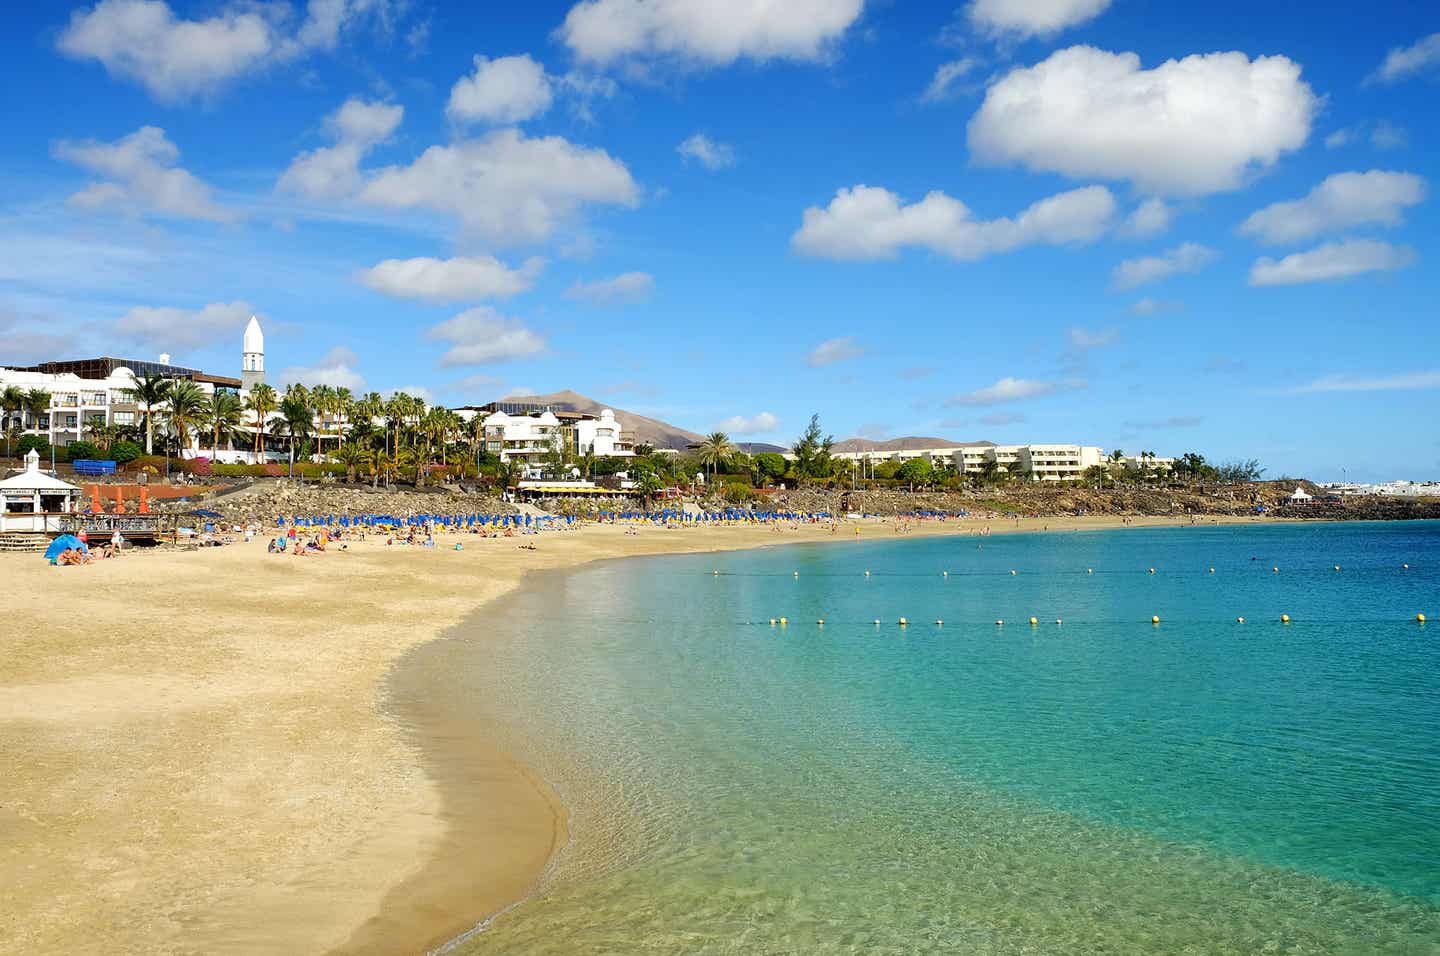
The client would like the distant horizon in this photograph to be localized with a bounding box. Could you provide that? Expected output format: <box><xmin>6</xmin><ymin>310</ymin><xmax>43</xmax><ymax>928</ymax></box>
<box><xmin>3</xmin><ymin>2</ymin><xmax>1437</xmax><ymax>484</ymax></box>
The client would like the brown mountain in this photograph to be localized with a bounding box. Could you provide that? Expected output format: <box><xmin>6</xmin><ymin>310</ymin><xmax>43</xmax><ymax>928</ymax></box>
<box><xmin>501</xmin><ymin>390</ymin><xmax>705</xmax><ymax>450</ymax></box>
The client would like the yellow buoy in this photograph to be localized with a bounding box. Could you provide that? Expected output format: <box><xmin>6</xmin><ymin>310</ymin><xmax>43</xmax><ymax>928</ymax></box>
<box><xmin>769</xmin><ymin>618</ymin><xmax>777</xmax><ymax>626</ymax></box>
<box><xmin>898</xmin><ymin>617</ymin><xmax>908</xmax><ymax>626</ymax></box>
<box><xmin>1151</xmin><ymin>615</ymin><xmax>1161</xmax><ymax>624</ymax></box>
<box><xmin>935</xmin><ymin>619</ymin><xmax>944</xmax><ymax>626</ymax></box>
<box><xmin>1280</xmin><ymin>614</ymin><xmax>1290</xmax><ymax>624</ymax></box>
<box><xmin>779</xmin><ymin>617</ymin><xmax>788</xmax><ymax>626</ymax></box>
<box><xmin>817</xmin><ymin>619</ymin><xmax>825</xmax><ymax>625</ymax></box>
<box><xmin>1029</xmin><ymin>616</ymin><xmax>1038</xmax><ymax>626</ymax></box>
<box><xmin>996</xmin><ymin>619</ymin><xmax>1004</xmax><ymax>626</ymax></box>
<box><xmin>1237</xmin><ymin>617</ymin><xmax>1245</xmax><ymax>623</ymax></box>
<box><xmin>1418</xmin><ymin>614</ymin><xmax>1426</xmax><ymax>624</ymax></box>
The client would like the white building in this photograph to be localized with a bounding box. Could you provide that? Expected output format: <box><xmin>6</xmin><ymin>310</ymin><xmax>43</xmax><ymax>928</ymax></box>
<box><xmin>462</xmin><ymin>406</ymin><xmax>634</xmax><ymax>471</ymax></box>
<box><xmin>830</xmin><ymin>442</ymin><xmax>1106</xmax><ymax>482</ymax></box>
<box><xmin>0</xmin><ymin>449</ymin><xmax>84</xmax><ymax>532</ymax></box>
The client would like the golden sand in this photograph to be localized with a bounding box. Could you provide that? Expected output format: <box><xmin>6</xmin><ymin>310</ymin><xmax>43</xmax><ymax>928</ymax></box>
<box><xmin>1</xmin><ymin>514</ymin><xmax>1269</xmax><ymax>954</ymax></box>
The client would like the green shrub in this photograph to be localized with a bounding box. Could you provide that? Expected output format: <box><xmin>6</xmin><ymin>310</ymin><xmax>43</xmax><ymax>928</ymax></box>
<box><xmin>723</xmin><ymin>482</ymin><xmax>755</xmax><ymax>504</ymax></box>
<box><xmin>63</xmin><ymin>441</ymin><xmax>100</xmax><ymax>462</ymax></box>
<box><xmin>110</xmin><ymin>440</ymin><xmax>142</xmax><ymax>464</ymax></box>
<box><xmin>17</xmin><ymin>434</ymin><xmax>49</xmax><ymax>457</ymax></box>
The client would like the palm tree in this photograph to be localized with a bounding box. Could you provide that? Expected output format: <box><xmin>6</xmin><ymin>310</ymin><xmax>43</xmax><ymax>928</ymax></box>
<box><xmin>23</xmin><ymin>388</ymin><xmax>53</xmax><ymax>441</ymax></box>
<box><xmin>126</xmin><ymin>373</ymin><xmax>171</xmax><ymax>455</ymax></box>
<box><xmin>333</xmin><ymin>442</ymin><xmax>367</xmax><ymax>483</ymax></box>
<box><xmin>269</xmin><ymin>393</ymin><xmax>314</xmax><ymax>477</ymax></box>
<box><xmin>203</xmin><ymin>390</ymin><xmax>245</xmax><ymax>456</ymax></box>
<box><xmin>164</xmin><ymin>381</ymin><xmax>206</xmax><ymax>457</ymax></box>
<box><xmin>244</xmin><ymin>383</ymin><xmax>277</xmax><ymax>461</ymax></box>
<box><xmin>2</xmin><ymin>385</ymin><xmax>25</xmax><ymax>456</ymax></box>
<box><xmin>697</xmin><ymin>431</ymin><xmax>736</xmax><ymax>479</ymax></box>
<box><xmin>309</xmin><ymin>384</ymin><xmax>335</xmax><ymax>457</ymax></box>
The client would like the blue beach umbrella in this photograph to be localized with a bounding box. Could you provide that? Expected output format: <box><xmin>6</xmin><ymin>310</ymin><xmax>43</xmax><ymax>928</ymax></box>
<box><xmin>44</xmin><ymin>534</ymin><xmax>89</xmax><ymax>560</ymax></box>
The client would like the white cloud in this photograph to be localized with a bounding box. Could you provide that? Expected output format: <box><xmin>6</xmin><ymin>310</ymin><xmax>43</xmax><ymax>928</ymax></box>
<box><xmin>1069</xmin><ymin>326</ymin><xmax>1118</xmax><ymax>349</ymax></box>
<box><xmin>1119</xmin><ymin>198</ymin><xmax>1171</xmax><ymax>238</ymax></box>
<box><xmin>792</xmin><ymin>183</ymin><xmax>1115</xmax><ymax>261</ymax></box>
<box><xmin>56</xmin><ymin>0</ymin><xmax>399</xmax><ymax>102</ymax></box>
<box><xmin>948</xmin><ymin>377</ymin><xmax>1070</xmax><ymax>406</ymax></box>
<box><xmin>1130</xmin><ymin>297</ymin><xmax>1180</xmax><ymax>316</ymax></box>
<box><xmin>54</xmin><ymin>126</ymin><xmax>233</xmax><ymax>222</ymax></box>
<box><xmin>447</xmin><ymin>54</ymin><xmax>553</xmax><ymax>125</ymax></box>
<box><xmin>1248</xmin><ymin>238</ymin><xmax>1416</xmax><ymax>287</ymax></box>
<box><xmin>277</xmin><ymin>97</ymin><xmax>401</xmax><ymax>200</ymax></box>
<box><xmin>677</xmin><ymin>133</ymin><xmax>736</xmax><ymax>170</ymax></box>
<box><xmin>1287</xmin><ymin>371</ymin><xmax>1440</xmax><ymax>393</ymax></box>
<box><xmin>1370</xmin><ymin>121</ymin><xmax>1409</xmax><ymax>150</ymax></box>
<box><xmin>358</xmin><ymin>255</ymin><xmax>542</xmax><ymax>303</ymax></box>
<box><xmin>565</xmin><ymin>271</ymin><xmax>655</xmax><ymax>304</ymax></box>
<box><xmin>359</xmin><ymin>129</ymin><xmax>639</xmax><ymax>245</ymax></box>
<box><xmin>1112</xmin><ymin>242</ymin><xmax>1217</xmax><ymax>289</ymax></box>
<box><xmin>113</xmin><ymin>300</ymin><xmax>256</xmax><ymax>350</ymax></box>
<box><xmin>806</xmin><ymin>337</ymin><xmax>865</xmax><ymax>367</ymax></box>
<box><xmin>718</xmin><ymin>411</ymin><xmax>779</xmax><ymax>434</ymax></box>
<box><xmin>921</xmin><ymin>58</ymin><xmax>978</xmax><ymax>102</ymax></box>
<box><xmin>968</xmin><ymin>0</ymin><xmax>1112</xmax><ymax>39</ymax></box>
<box><xmin>1324</xmin><ymin>128</ymin><xmax>1352</xmax><ymax>149</ymax></box>
<box><xmin>279</xmin><ymin>346</ymin><xmax>367</xmax><ymax>391</ymax></box>
<box><xmin>968</xmin><ymin>46</ymin><xmax>1317</xmax><ymax>195</ymax></box>
<box><xmin>559</xmin><ymin>0</ymin><xmax>864</xmax><ymax>67</ymax></box>
<box><xmin>1369</xmin><ymin>32</ymin><xmax>1440</xmax><ymax>85</ymax></box>
<box><xmin>426</xmin><ymin>307</ymin><xmax>546</xmax><ymax>366</ymax></box>
<box><xmin>1240</xmin><ymin>171</ymin><xmax>1426</xmax><ymax>245</ymax></box>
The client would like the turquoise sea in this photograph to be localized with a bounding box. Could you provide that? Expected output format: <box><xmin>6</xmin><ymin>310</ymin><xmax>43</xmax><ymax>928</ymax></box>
<box><xmin>438</xmin><ymin>522</ymin><xmax>1440</xmax><ymax>954</ymax></box>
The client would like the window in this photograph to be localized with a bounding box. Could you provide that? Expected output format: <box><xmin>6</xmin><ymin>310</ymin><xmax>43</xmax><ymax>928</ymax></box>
<box><xmin>113</xmin><ymin>411</ymin><xmax>135</xmax><ymax>425</ymax></box>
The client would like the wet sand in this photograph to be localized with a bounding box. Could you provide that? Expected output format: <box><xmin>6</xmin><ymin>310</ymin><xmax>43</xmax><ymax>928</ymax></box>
<box><xmin>1</xmin><ymin>514</ymin><xmax>1273</xmax><ymax>954</ymax></box>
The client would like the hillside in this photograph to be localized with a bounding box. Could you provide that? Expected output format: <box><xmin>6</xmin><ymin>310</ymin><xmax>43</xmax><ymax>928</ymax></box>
<box><xmin>503</xmin><ymin>390</ymin><xmax>705</xmax><ymax>450</ymax></box>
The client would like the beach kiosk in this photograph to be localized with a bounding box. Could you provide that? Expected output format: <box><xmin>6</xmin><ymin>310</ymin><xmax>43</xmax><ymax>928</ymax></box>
<box><xmin>0</xmin><ymin>449</ymin><xmax>84</xmax><ymax>533</ymax></box>
<box><xmin>1287</xmin><ymin>486</ymin><xmax>1314</xmax><ymax>506</ymax></box>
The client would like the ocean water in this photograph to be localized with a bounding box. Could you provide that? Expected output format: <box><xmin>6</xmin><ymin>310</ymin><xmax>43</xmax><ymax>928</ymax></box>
<box><xmin>446</xmin><ymin>522</ymin><xmax>1440</xmax><ymax>954</ymax></box>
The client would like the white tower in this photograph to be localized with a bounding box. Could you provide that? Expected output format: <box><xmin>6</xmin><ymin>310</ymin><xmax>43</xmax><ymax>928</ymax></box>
<box><xmin>242</xmin><ymin>315</ymin><xmax>265</xmax><ymax>390</ymax></box>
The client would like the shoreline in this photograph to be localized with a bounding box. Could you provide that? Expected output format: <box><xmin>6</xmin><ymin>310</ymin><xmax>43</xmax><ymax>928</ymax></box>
<box><xmin>1</xmin><ymin>513</ymin><xmax>1287</xmax><ymax>954</ymax></box>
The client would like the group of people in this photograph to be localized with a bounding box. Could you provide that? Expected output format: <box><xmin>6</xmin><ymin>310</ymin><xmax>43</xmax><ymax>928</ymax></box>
<box><xmin>267</xmin><ymin>525</ymin><xmax>351</xmax><ymax>556</ymax></box>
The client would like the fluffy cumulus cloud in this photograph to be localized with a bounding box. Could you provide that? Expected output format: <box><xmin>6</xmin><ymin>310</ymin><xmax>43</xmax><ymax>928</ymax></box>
<box><xmin>806</xmin><ymin>336</ymin><xmax>865</xmax><ymax>367</ymax></box>
<box><xmin>54</xmin><ymin>126</ymin><xmax>233</xmax><ymax>222</ymax></box>
<box><xmin>426</xmin><ymin>307</ymin><xmax>547</xmax><ymax>366</ymax></box>
<box><xmin>1119</xmin><ymin>198</ymin><xmax>1171</xmax><ymax>238</ymax></box>
<box><xmin>967</xmin><ymin>0</ymin><xmax>1112</xmax><ymax>39</ymax></box>
<box><xmin>792</xmin><ymin>184</ymin><xmax>1115</xmax><ymax>261</ymax></box>
<box><xmin>968</xmin><ymin>47</ymin><xmax>1318</xmax><ymax>196</ymax></box>
<box><xmin>277</xmin><ymin>97</ymin><xmax>402</xmax><ymax>200</ymax></box>
<box><xmin>1239</xmin><ymin>171</ymin><xmax>1426</xmax><ymax>245</ymax></box>
<box><xmin>1248</xmin><ymin>239</ymin><xmax>1415</xmax><ymax>287</ymax></box>
<box><xmin>559</xmin><ymin>0</ymin><xmax>865</xmax><ymax>67</ymax></box>
<box><xmin>57</xmin><ymin>0</ymin><xmax>400</xmax><ymax>102</ymax></box>
<box><xmin>359</xmin><ymin>129</ymin><xmax>639</xmax><ymax>245</ymax></box>
<box><xmin>677</xmin><ymin>133</ymin><xmax>736</xmax><ymax>170</ymax></box>
<box><xmin>565</xmin><ymin>271</ymin><xmax>655</xmax><ymax>304</ymax></box>
<box><xmin>921</xmin><ymin>58</ymin><xmax>977</xmax><ymax>102</ymax></box>
<box><xmin>279</xmin><ymin>346</ymin><xmax>367</xmax><ymax>391</ymax></box>
<box><xmin>718</xmin><ymin>411</ymin><xmax>779</xmax><ymax>434</ymax></box>
<box><xmin>358</xmin><ymin>255</ymin><xmax>542</xmax><ymax>303</ymax></box>
<box><xmin>1369</xmin><ymin>32</ymin><xmax>1440</xmax><ymax>85</ymax></box>
<box><xmin>1112</xmin><ymin>242</ymin><xmax>1217</xmax><ymax>289</ymax></box>
<box><xmin>447</xmin><ymin>54</ymin><xmax>554</xmax><ymax>125</ymax></box>
<box><xmin>948</xmin><ymin>377</ymin><xmax>1067</xmax><ymax>406</ymax></box>
<box><xmin>113</xmin><ymin>300</ymin><xmax>256</xmax><ymax>351</ymax></box>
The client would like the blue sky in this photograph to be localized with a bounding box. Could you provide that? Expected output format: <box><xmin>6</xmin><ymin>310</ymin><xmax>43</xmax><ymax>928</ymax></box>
<box><xmin>2</xmin><ymin>0</ymin><xmax>1438</xmax><ymax>481</ymax></box>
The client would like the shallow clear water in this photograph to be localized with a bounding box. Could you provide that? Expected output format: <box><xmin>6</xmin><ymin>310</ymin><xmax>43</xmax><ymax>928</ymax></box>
<box><xmin>451</xmin><ymin>522</ymin><xmax>1440</xmax><ymax>954</ymax></box>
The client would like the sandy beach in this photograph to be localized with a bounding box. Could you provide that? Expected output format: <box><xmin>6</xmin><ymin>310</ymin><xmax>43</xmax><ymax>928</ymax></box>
<box><xmin>2</xmin><ymin>513</ymin><xmax>1272</xmax><ymax>955</ymax></box>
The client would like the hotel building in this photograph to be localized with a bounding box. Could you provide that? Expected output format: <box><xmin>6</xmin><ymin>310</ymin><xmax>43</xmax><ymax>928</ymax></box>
<box><xmin>453</xmin><ymin>402</ymin><xmax>635</xmax><ymax>470</ymax></box>
<box><xmin>831</xmin><ymin>442</ymin><xmax>1108</xmax><ymax>482</ymax></box>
